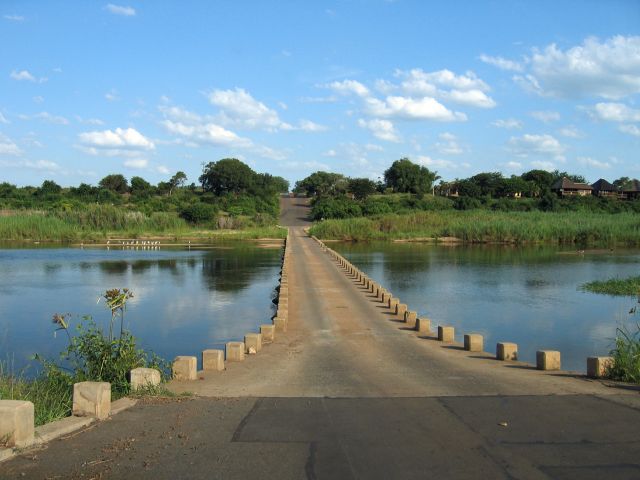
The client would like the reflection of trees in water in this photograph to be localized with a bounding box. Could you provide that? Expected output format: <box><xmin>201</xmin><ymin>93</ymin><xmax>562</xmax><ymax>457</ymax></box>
<box><xmin>43</xmin><ymin>263</ymin><xmax>63</xmax><ymax>274</ymax></box>
<box><xmin>200</xmin><ymin>249</ymin><xmax>280</xmax><ymax>293</ymax></box>
<box><xmin>98</xmin><ymin>260</ymin><xmax>129</xmax><ymax>274</ymax></box>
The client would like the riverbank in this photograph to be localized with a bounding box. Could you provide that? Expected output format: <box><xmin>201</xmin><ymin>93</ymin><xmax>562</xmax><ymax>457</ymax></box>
<box><xmin>0</xmin><ymin>213</ymin><xmax>287</xmax><ymax>242</ymax></box>
<box><xmin>309</xmin><ymin>210</ymin><xmax>640</xmax><ymax>245</ymax></box>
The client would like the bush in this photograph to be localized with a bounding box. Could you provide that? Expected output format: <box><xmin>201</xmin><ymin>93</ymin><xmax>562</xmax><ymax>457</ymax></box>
<box><xmin>180</xmin><ymin>202</ymin><xmax>218</xmax><ymax>224</ymax></box>
<box><xmin>311</xmin><ymin>197</ymin><xmax>363</xmax><ymax>220</ymax></box>
<box><xmin>453</xmin><ymin>196</ymin><xmax>482</xmax><ymax>210</ymax></box>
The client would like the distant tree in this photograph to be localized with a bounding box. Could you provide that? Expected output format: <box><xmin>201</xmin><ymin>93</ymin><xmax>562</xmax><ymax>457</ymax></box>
<box><xmin>521</xmin><ymin>169</ymin><xmax>555</xmax><ymax>196</ymax></box>
<box><xmin>348</xmin><ymin>178</ymin><xmax>377</xmax><ymax>200</ymax></box>
<box><xmin>384</xmin><ymin>158</ymin><xmax>438</xmax><ymax>195</ymax></box>
<box><xmin>468</xmin><ymin>172</ymin><xmax>504</xmax><ymax>197</ymax></box>
<box><xmin>168</xmin><ymin>171</ymin><xmax>187</xmax><ymax>196</ymax></box>
<box><xmin>130</xmin><ymin>176</ymin><xmax>153</xmax><ymax>196</ymax></box>
<box><xmin>551</xmin><ymin>170</ymin><xmax>587</xmax><ymax>184</ymax></box>
<box><xmin>294</xmin><ymin>171</ymin><xmax>347</xmax><ymax>197</ymax></box>
<box><xmin>70</xmin><ymin>183</ymin><xmax>98</xmax><ymax>198</ymax></box>
<box><xmin>252</xmin><ymin>173</ymin><xmax>289</xmax><ymax>196</ymax></box>
<box><xmin>99</xmin><ymin>174</ymin><xmax>129</xmax><ymax>194</ymax></box>
<box><xmin>199</xmin><ymin>158</ymin><xmax>256</xmax><ymax>195</ymax></box>
<box><xmin>455</xmin><ymin>179</ymin><xmax>482</xmax><ymax>198</ymax></box>
<box><xmin>38</xmin><ymin>180</ymin><xmax>62</xmax><ymax>195</ymax></box>
<box><xmin>0</xmin><ymin>182</ymin><xmax>17</xmax><ymax>198</ymax></box>
<box><xmin>613</xmin><ymin>177</ymin><xmax>634</xmax><ymax>190</ymax></box>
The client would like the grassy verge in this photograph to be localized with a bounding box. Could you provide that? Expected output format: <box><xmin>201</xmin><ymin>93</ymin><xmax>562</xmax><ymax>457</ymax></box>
<box><xmin>309</xmin><ymin>210</ymin><xmax>640</xmax><ymax>246</ymax></box>
<box><xmin>0</xmin><ymin>213</ymin><xmax>287</xmax><ymax>242</ymax></box>
<box><xmin>609</xmin><ymin>324</ymin><xmax>640</xmax><ymax>383</ymax></box>
<box><xmin>580</xmin><ymin>276</ymin><xmax>640</xmax><ymax>296</ymax></box>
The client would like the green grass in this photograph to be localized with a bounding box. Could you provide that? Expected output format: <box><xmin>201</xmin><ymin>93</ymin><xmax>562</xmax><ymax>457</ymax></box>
<box><xmin>0</xmin><ymin>210</ymin><xmax>287</xmax><ymax>242</ymax></box>
<box><xmin>580</xmin><ymin>276</ymin><xmax>640</xmax><ymax>296</ymax></box>
<box><xmin>608</xmin><ymin>324</ymin><xmax>640</xmax><ymax>383</ymax></box>
<box><xmin>309</xmin><ymin>210</ymin><xmax>640</xmax><ymax>246</ymax></box>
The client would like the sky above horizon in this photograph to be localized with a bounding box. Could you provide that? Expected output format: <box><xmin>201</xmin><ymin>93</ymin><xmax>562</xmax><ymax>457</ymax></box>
<box><xmin>1</xmin><ymin>0</ymin><xmax>639</xmax><ymax>188</ymax></box>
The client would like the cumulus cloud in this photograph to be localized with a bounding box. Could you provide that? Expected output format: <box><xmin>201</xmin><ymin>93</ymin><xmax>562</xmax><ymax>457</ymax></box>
<box><xmin>297</xmin><ymin>120</ymin><xmax>328</xmax><ymax>132</ymax></box>
<box><xmin>4</xmin><ymin>14</ymin><xmax>25</xmax><ymax>21</ymax></box>
<box><xmin>558</xmin><ymin>126</ymin><xmax>584</xmax><ymax>138</ymax></box>
<box><xmin>0</xmin><ymin>158</ymin><xmax>61</xmax><ymax>172</ymax></box>
<box><xmin>78</xmin><ymin>127</ymin><xmax>155</xmax><ymax>155</ymax></box>
<box><xmin>577</xmin><ymin>156</ymin><xmax>611</xmax><ymax>169</ymax></box>
<box><xmin>323</xmin><ymin>79</ymin><xmax>370</xmax><ymax>97</ymax></box>
<box><xmin>435</xmin><ymin>132</ymin><xmax>463</xmax><ymax>155</ymax></box>
<box><xmin>10</xmin><ymin>70</ymin><xmax>36</xmax><ymax>82</ymax></box>
<box><xmin>364</xmin><ymin>96</ymin><xmax>466</xmax><ymax>121</ymax></box>
<box><xmin>514</xmin><ymin>35</ymin><xmax>640</xmax><ymax>99</ymax></box>
<box><xmin>492</xmin><ymin>118</ymin><xmax>523</xmax><ymax>129</ymax></box>
<box><xmin>357</xmin><ymin>118</ymin><xmax>400</xmax><ymax>142</ymax></box>
<box><xmin>207</xmin><ymin>87</ymin><xmax>291</xmax><ymax>131</ymax></box>
<box><xmin>619</xmin><ymin>124</ymin><xmax>640</xmax><ymax>137</ymax></box>
<box><xmin>123</xmin><ymin>158</ymin><xmax>149</xmax><ymax>169</ymax></box>
<box><xmin>0</xmin><ymin>112</ymin><xmax>9</xmax><ymax>124</ymax></box>
<box><xmin>530</xmin><ymin>110</ymin><xmax>560</xmax><ymax>123</ymax></box>
<box><xmin>105</xmin><ymin>89</ymin><xmax>119</xmax><ymax>102</ymax></box>
<box><xmin>415</xmin><ymin>155</ymin><xmax>470</xmax><ymax>170</ymax></box>
<box><xmin>508</xmin><ymin>133</ymin><xmax>565</xmax><ymax>160</ymax></box>
<box><xmin>590</xmin><ymin>102</ymin><xmax>640</xmax><ymax>122</ymax></box>
<box><xmin>0</xmin><ymin>133</ymin><xmax>22</xmax><ymax>156</ymax></box>
<box><xmin>105</xmin><ymin>4</ymin><xmax>136</xmax><ymax>16</ymax></box>
<box><xmin>479</xmin><ymin>54</ymin><xmax>523</xmax><ymax>72</ymax></box>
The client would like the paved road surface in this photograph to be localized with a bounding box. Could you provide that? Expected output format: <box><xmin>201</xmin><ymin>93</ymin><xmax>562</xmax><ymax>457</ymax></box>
<box><xmin>3</xmin><ymin>197</ymin><xmax>640</xmax><ymax>479</ymax></box>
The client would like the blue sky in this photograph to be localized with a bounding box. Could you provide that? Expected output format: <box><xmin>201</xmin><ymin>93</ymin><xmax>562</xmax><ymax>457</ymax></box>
<box><xmin>1</xmin><ymin>1</ymin><xmax>639</xmax><ymax>187</ymax></box>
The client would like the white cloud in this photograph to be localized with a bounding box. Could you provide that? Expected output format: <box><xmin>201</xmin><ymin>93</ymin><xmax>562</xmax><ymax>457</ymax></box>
<box><xmin>78</xmin><ymin>127</ymin><xmax>155</xmax><ymax>151</ymax></box>
<box><xmin>123</xmin><ymin>158</ymin><xmax>149</xmax><ymax>169</ymax></box>
<box><xmin>357</xmin><ymin>118</ymin><xmax>400</xmax><ymax>142</ymax></box>
<box><xmin>530</xmin><ymin>110</ymin><xmax>560</xmax><ymax>123</ymax></box>
<box><xmin>443</xmin><ymin>89</ymin><xmax>496</xmax><ymax>108</ymax></box>
<box><xmin>323</xmin><ymin>79</ymin><xmax>370</xmax><ymax>97</ymax></box>
<box><xmin>503</xmin><ymin>161</ymin><xmax>523</xmax><ymax>170</ymax></box>
<box><xmin>365</xmin><ymin>143</ymin><xmax>383</xmax><ymax>152</ymax></box>
<box><xmin>530</xmin><ymin>160</ymin><xmax>557</xmax><ymax>171</ymax></box>
<box><xmin>75</xmin><ymin>116</ymin><xmax>105</xmax><ymax>125</ymax></box>
<box><xmin>19</xmin><ymin>111</ymin><xmax>69</xmax><ymax>125</ymax></box>
<box><xmin>558</xmin><ymin>126</ymin><xmax>584</xmax><ymax>138</ymax></box>
<box><xmin>435</xmin><ymin>132</ymin><xmax>463</xmax><ymax>155</ymax></box>
<box><xmin>578</xmin><ymin>156</ymin><xmax>611</xmax><ymax>169</ymax></box>
<box><xmin>415</xmin><ymin>155</ymin><xmax>470</xmax><ymax>170</ymax></box>
<box><xmin>397</xmin><ymin>68</ymin><xmax>490</xmax><ymax>92</ymax></box>
<box><xmin>297</xmin><ymin>120</ymin><xmax>328</xmax><ymax>132</ymax></box>
<box><xmin>0</xmin><ymin>112</ymin><xmax>9</xmax><ymax>124</ymax></box>
<box><xmin>324</xmin><ymin>149</ymin><xmax>337</xmax><ymax>157</ymax></box>
<box><xmin>105</xmin><ymin>4</ymin><xmax>136</xmax><ymax>16</ymax></box>
<box><xmin>281</xmin><ymin>160</ymin><xmax>330</xmax><ymax>171</ymax></box>
<box><xmin>479</xmin><ymin>54</ymin><xmax>524</xmax><ymax>72</ymax></box>
<box><xmin>492</xmin><ymin>118</ymin><xmax>523</xmax><ymax>129</ymax></box>
<box><xmin>508</xmin><ymin>134</ymin><xmax>565</xmax><ymax>160</ymax></box>
<box><xmin>364</xmin><ymin>96</ymin><xmax>467</xmax><ymax>121</ymax></box>
<box><xmin>4</xmin><ymin>14</ymin><xmax>25</xmax><ymax>21</ymax></box>
<box><xmin>10</xmin><ymin>70</ymin><xmax>36</xmax><ymax>82</ymax></box>
<box><xmin>516</xmin><ymin>35</ymin><xmax>640</xmax><ymax>99</ymax></box>
<box><xmin>105</xmin><ymin>89</ymin><xmax>119</xmax><ymax>102</ymax></box>
<box><xmin>0</xmin><ymin>158</ymin><xmax>61</xmax><ymax>172</ymax></box>
<box><xmin>207</xmin><ymin>87</ymin><xmax>294</xmax><ymax>131</ymax></box>
<box><xmin>619</xmin><ymin>124</ymin><xmax>640</xmax><ymax>137</ymax></box>
<box><xmin>590</xmin><ymin>102</ymin><xmax>640</xmax><ymax>122</ymax></box>
<box><xmin>0</xmin><ymin>133</ymin><xmax>22</xmax><ymax>156</ymax></box>
<box><xmin>156</xmin><ymin>165</ymin><xmax>171</xmax><ymax>175</ymax></box>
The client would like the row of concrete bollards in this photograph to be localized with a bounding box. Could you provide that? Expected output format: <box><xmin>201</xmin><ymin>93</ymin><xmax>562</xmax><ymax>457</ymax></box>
<box><xmin>310</xmin><ymin>235</ymin><xmax>613</xmax><ymax>379</ymax></box>
<box><xmin>171</xmin><ymin>232</ymin><xmax>291</xmax><ymax>381</ymax></box>
<box><xmin>0</xmin><ymin>235</ymin><xmax>293</xmax><ymax>453</ymax></box>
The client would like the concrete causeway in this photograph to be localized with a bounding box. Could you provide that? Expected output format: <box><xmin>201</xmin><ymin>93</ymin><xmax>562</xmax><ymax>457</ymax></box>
<box><xmin>3</xmin><ymin>197</ymin><xmax>640</xmax><ymax>479</ymax></box>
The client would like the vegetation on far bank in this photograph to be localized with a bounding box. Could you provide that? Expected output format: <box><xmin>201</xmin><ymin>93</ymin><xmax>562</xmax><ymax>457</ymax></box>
<box><xmin>0</xmin><ymin>158</ymin><xmax>288</xmax><ymax>242</ymax></box>
<box><xmin>580</xmin><ymin>276</ymin><xmax>640</xmax><ymax>296</ymax></box>
<box><xmin>309</xmin><ymin>210</ymin><xmax>640</xmax><ymax>246</ymax></box>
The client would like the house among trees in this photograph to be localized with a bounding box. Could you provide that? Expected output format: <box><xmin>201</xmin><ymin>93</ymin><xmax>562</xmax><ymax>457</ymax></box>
<box><xmin>620</xmin><ymin>179</ymin><xmax>640</xmax><ymax>200</ymax></box>
<box><xmin>551</xmin><ymin>177</ymin><xmax>593</xmax><ymax>197</ymax></box>
<box><xmin>591</xmin><ymin>179</ymin><xmax>617</xmax><ymax>197</ymax></box>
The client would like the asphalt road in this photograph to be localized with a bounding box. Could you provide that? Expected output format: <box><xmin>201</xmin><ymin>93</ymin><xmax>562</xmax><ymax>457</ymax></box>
<box><xmin>3</xmin><ymin>197</ymin><xmax>640</xmax><ymax>479</ymax></box>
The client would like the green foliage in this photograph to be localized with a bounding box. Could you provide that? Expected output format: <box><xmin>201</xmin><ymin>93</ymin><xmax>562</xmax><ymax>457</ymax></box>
<box><xmin>199</xmin><ymin>158</ymin><xmax>256</xmax><ymax>195</ymax></box>
<box><xmin>580</xmin><ymin>276</ymin><xmax>640</xmax><ymax>296</ymax></box>
<box><xmin>384</xmin><ymin>158</ymin><xmax>438</xmax><ymax>194</ymax></box>
<box><xmin>312</xmin><ymin>196</ymin><xmax>363</xmax><ymax>220</ymax></box>
<box><xmin>180</xmin><ymin>202</ymin><xmax>217</xmax><ymax>224</ymax></box>
<box><xmin>348</xmin><ymin>178</ymin><xmax>377</xmax><ymax>200</ymax></box>
<box><xmin>294</xmin><ymin>171</ymin><xmax>347</xmax><ymax>197</ymax></box>
<box><xmin>99</xmin><ymin>174</ymin><xmax>129</xmax><ymax>194</ymax></box>
<box><xmin>130</xmin><ymin>176</ymin><xmax>153</xmax><ymax>197</ymax></box>
<box><xmin>609</xmin><ymin>321</ymin><xmax>640</xmax><ymax>383</ymax></box>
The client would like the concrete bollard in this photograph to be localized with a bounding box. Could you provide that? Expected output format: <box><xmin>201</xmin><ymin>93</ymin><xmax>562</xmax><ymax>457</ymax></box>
<box><xmin>0</xmin><ymin>400</ymin><xmax>34</xmax><ymax>448</ymax></box>
<box><xmin>73</xmin><ymin>382</ymin><xmax>111</xmax><ymax>420</ymax></box>
<box><xmin>260</xmin><ymin>324</ymin><xmax>275</xmax><ymax>343</ymax></box>
<box><xmin>245</xmin><ymin>333</ymin><xmax>262</xmax><ymax>353</ymax></box>
<box><xmin>438</xmin><ymin>326</ymin><xmax>455</xmax><ymax>343</ymax></box>
<box><xmin>396</xmin><ymin>303</ymin><xmax>408</xmax><ymax>318</ymax></box>
<box><xmin>416</xmin><ymin>317</ymin><xmax>431</xmax><ymax>334</ymax></box>
<box><xmin>464</xmin><ymin>334</ymin><xmax>483</xmax><ymax>352</ymax></box>
<box><xmin>587</xmin><ymin>356</ymin><xmax>613</xmax><ymax>378</ymax></box>
<box><xmin>389</xmin><ymin>298</ymin><xmax>399</xmax><ymax>310</ymax></box>
<box><xmin>130</xmin><ymin>367</ymin><xmax>161</xmax><ymax>390</ymax></box>
<box><xmin>404</xmin><ymin>311</ymin><xmax>417</xmax><ymax>328</ymax></box>
<box><xmin>536</xmin><ymin>350</ymin><xmax>561</xmax><ymax>371</ymax></box>
<box><xmin>172</xmin><ymin>356</ymin><xmax>197</xmax><ymax>380</ymax></box>
<box><xmin>273</xmin><ymin>316</ymin><xmax>288</xmax><ymax>332</ymax></box>
<box><xmin>202</xmin><ymin>349</ymin><xmax>225</xmax><ymax>371</ymax></box>
<box><xmin>226</xmin><ymin>342</ymin><xmax>245</xmax><ymax>362</ymax></box>
<box><xmin>497</xmin><ymin>342</ymin><xmax>518</xmax><ymax>361</ymax></box>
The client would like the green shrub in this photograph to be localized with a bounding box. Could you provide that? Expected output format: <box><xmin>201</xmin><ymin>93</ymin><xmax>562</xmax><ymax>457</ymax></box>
<box><xmin>180</xmin><ymin>202</ymin><xmax>218</xmax><ymax>224</ymax></box>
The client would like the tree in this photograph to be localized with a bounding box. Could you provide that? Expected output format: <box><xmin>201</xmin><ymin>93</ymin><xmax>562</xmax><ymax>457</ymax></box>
<box><xmin>199</xmin><ymin>158</ymin><xmax>256</xmax><ymax>195</ymax></box>
<box><xmin>99</xmin><ymin>174</ymin><xmax>129</xmax><ymax>194</ymax></box>
<box><xmin>38</xmin><ymin>180</ymin><xmax>62</xmax><ymax>195</ymax></box>
<box><xmin>468</xmin><ymin>172</ymin><xmax>504</xmax><ymax>197</ymax></box>
<box><xmin>168</xmin><ymin>171</ymin><xmax>187</xmax><ymax>196</ymax></box>
<box><xmin>348</xmin><ymin>178</ymin><xmax>377</xmax><ymax>200</ymax></box>
<box><xmin>384</xmin><ymin>158</ymin><xmax>438</xmax><ymax>195</ymax></box>
<box><xmin>293</xmin><ymin>171</ymin><xmax>347</xmax><ymax>197</ymax></box>
<box><xmin>252</xmin><ymin>173</ymin><xmax>289</xmax><ymax>196</ymax></box>
<box><xmin>130</xmin><ymin>176</ymin><xmax>153</xmax><ymax>196</ymax></box>
<box><xmin>521</xmin><ymin>169</ymin><xmax>555</xmax><ymax>196</ymax></box>
<box><xmin>613</xmin><ymin>177</ymin><xmax>633</xmax><ymax>190</ymax></box>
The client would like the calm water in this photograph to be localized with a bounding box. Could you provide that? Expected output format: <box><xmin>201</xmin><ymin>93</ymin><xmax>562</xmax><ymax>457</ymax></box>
<box><xmin>0</xmin><ymin>244</ymin><xmax>281</xmax><ymax>373</ymax></box>
<box><xmin>333</xmin><ymin>243</ymin><xmax>640</xmax><ymax>372</ymax></box>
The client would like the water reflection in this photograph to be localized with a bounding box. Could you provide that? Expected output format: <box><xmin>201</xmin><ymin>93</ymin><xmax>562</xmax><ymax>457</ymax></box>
<box><xmin>335</xmin><ymin>242</ymin><xmax>640</xmax><ymax>372</ymax></box>
<box><xmin>0</xmin><ymin>244</ymin><xmax>282</xmax><ymax>373</ymax></box>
